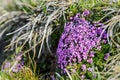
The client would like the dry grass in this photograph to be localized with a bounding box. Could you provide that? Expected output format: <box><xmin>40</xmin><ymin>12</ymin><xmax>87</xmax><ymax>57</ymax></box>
<box><xmin>96</xmin><ymin>5</ymin><xmax>120</xmax><ymax>80</ymax></box>
<box><xmin>0</xmin><ymin>0</ymin><xmax>76</xmax><ymax>59</ymax></box>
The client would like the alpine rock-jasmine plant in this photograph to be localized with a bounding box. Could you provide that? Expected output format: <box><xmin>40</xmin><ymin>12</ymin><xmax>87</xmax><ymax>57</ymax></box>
<box><xmin>56</xmin><ymin>10</ymin><xmax>110</xmax><ymax>79</ymax></box>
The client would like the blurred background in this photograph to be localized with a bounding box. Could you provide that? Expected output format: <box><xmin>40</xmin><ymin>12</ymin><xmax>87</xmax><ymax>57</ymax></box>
<box><xmin>0</xmin><ymin>0</ymin><xmax>12</xmax><ymax>15</ymax></box>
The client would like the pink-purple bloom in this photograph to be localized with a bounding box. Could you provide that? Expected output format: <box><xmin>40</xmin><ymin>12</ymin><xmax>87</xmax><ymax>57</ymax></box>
<box><xmin>82</xmin><ymin>10</ymin><xmax>90</xmax><ymax>16</ymax></box>
<box><xmin>87</xmin><ymin>58</ymin><xmax>93</xmax><ymax>63</ymax></box>
<box><xmin>12</xmin><ymin>63</ymin><xmax>23</xmax><ymax>72</ymax></box>
<box><xmin>81</xmin><ymin>64</ymin><xmax>86</xmax><ymax>71</ymax></box>
<box><xmin>104</xmin><ymin>53</ymin><xmax>110</xmax><ymax>60</ymax></box>
<box><xmin>2</xmin><ymin>61</ymin><xmax>23</xmax><ymax>72</ymax></box>
<box><xmin>81</xmin><ymin>75</ymin><xmax>85</xmax><ymax>79</ymax></box>
<box><xmin>2</xmin><ymin>52</ymin><xmax>24</xmax><ymax>72</ymax></box>
<box><xmin>89</xmin><ymin>51</ymin><xmax>95</xmax><ymax>57</ymax></box>
<box><xmin>3</xmin><ymin>62</ymin><xmax>11</xmax><ymax>69</ymax></box>
<box><xmin>87</xmin><ymin>67</ymin><xmax>93</xmax><ymax>72</ymax></box>
<box><xmin>15</xmin><ymin>52</ymin><xmax>23</xmax><ymax>61</ymax></box>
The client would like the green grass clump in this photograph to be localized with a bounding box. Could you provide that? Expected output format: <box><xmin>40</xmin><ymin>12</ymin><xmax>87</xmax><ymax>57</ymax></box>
<box><xmin>0</xmin><ymin>67</ymin><xmax>38</xmax><ymax>80</ymax></box>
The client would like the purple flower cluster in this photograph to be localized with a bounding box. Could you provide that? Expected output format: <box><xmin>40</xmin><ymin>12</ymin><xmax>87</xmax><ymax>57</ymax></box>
<box><xmin>2</xmin><ymin>52</ymin><xmax>24</xmax><ymax>72</ymax></box>
<box><xmin>12</xmin><ymin>62</ymin><xmax>24</xmax><ymax>72</ymax></box>
<box><xmin>56</xmin><ymin>10</ymin><xmax>108</xmax><ymax>73</ymax></box>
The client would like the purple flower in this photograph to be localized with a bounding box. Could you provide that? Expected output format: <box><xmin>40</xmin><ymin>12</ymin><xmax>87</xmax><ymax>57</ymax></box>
<box><xmin>51</xmin><ymin>75</ymin><xmax>55</xmax><ymax>80</ymax></box>
<box><xmin>77</xmin><ymin>55</ymin><xmax>82</xmax><ymax>63</ymax></box>
<box><xmin>102</xmin><ymin>40</ymin><xmax>107</xmax><ymax>43</ymax></box>
<box><xmin>12</xmin><ymin>63</ymin><xmax>22</xmax><ymax>72</ymax></box>
<box><xmin>81</xmin><ymin>64</ymin><xmax>86</xmax><ymax>71</ymax></box>
<box><xmin>70</xmin><ymin>17</ymin><xmax>73</xmax><ymax>20</ymax></box>
<box><xmin>15</xmin><ymin>52</ymin><xmax>23</xmax><ymax>61</ymax></box>
<box><xmin>82</xmin><ymin>53</ymin><xmax>88</xmax><ymax>60</ymax></box>
<box><xmin>87</xmin><ymin>58</ymin><xmax>93</xmax><ymax>63</ymax></box>
<box><xmin>74</xmin><ymin>13</ymin><xmax>81</xmax><ymax>19</ymax></box>
<box><xmin>89</xmin><ymin>51</ymin><xmax>95</xmax><ymax>57</ymax></box>
<box><xmin>81</xmin><ymin>75</ymin><xmax>85</xmax><ymax>79</ymax></box>
<box><xmin>97</xmin><ymin>45</ymin><xmax>101</xmax><ymax>50</ymax></box>
<box><xmin>104</xmin><ymin>53</ymin><xmax>110</xmax><ymax>60</ymax></box>
<box><xmin>87</xmin><ymin>67</ymin><xmax>93</xmax><ymax>72</ymax></box>
<box><xmin>82</xmin><ymin>10</ymin><xmax>90</xmax><ymax>16</ymax></box>
<box><xmin>21</xmin><ymin>60</ymin><xmax>24</xmax><ymax>66</ymax></box>
<box><xmin>2</xmin><ymin>62</ymin><xmax>11</xmax><ymax>69</ymax></box>
<box><xmin>73</xmin><ymin>58</ymin><xmax>77</xmax><ymax>62</ymax></box>
<box><xmin>103</xmin><ymin>34</ymin><xmax>107</xmax><ymax>39</ymax></box>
